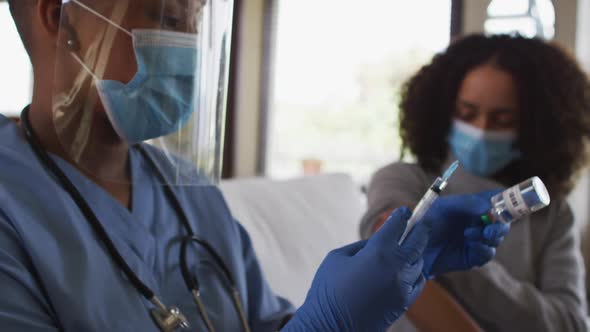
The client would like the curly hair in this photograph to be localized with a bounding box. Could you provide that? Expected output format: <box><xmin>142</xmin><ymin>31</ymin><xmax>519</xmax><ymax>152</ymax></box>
<box><xmin>399</xmin><ymin>34</ymin><xmax>590</xmax><ymax>199</ymax></box>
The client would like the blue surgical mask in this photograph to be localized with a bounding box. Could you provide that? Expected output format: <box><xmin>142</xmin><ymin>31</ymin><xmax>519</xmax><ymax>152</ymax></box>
<box><xmin>448</xmin><ymin>120</ymin><xmax>521</xmax><ymax>177</ymax></box>
<box><xmin>96</xmin><ymin>30</ymin><xmax>199</xmax><ymax>143</ymax></box>
<box><xmin>69</xmin><ymin>0</ymin><xmax>200</xmax><ymax>144</ymax></box>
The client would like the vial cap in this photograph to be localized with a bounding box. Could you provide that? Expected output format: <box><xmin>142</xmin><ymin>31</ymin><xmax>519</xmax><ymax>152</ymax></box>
<box><xmin>530</xmin><ymin>177</ymin><xmax>551</xmax><ymax>212</ymax></box>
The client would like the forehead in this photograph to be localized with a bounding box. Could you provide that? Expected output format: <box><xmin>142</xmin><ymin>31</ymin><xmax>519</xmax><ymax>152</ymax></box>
<box><xmin>458</xmin><ymin>65</ymin><xmax>519</xmax><ymax>104</ymax></box>
<box><xmin>126</xmin><ymin>0</ymin><xmax>203</xmax><ymax>11</ymax></box>
<box><xmin>79</xmin><ymin>0</ymin><xmax>203</xmax><ymax>15</ymax></box>
<box><xmin>70</xmin><ymin>0</ymin><xmax>205</xmax><ymax>31</ymax></box>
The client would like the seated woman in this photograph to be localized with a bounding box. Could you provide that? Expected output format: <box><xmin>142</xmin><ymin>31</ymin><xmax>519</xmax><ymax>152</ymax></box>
<box><xmin>360</xmin><ymin>34</ymin><xmax>590</xmax><ymax>332</ymax></box>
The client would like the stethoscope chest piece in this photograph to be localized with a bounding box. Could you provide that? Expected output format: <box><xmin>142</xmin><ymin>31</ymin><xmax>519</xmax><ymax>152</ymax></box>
<box><xmin>151</xmin><ymin>305</ymin><xmax>190</xmax><ymax>332</ymax></box>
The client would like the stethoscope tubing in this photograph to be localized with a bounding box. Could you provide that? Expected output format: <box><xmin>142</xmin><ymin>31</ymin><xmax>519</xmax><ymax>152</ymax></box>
<box><xmin>20</xmin><ymin>107</ymin><xmax>249</xmax><ymax>332</ymax></box>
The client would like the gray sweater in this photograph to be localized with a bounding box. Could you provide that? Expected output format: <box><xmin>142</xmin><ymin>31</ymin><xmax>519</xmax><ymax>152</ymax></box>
<box><xmin>360</xmin><ymin>161</ymin><xmax>588</xmax><ymax>332</ymax></box>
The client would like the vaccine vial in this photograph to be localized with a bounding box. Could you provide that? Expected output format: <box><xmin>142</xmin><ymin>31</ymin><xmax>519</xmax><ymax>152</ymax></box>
<box><xmin>482</xmin><ymin>177</ymin><xmax>551</xmax><ymax>225</ymax></box>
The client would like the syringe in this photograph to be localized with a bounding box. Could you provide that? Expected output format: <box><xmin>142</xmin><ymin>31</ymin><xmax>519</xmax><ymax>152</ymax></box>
<box><xmin>398</xmin><ymin>161</ymin><xmax>459</xmax><ymax>245</ymax></box>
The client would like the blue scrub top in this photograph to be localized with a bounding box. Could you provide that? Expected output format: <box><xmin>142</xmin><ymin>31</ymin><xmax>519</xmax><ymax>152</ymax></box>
<box><xmin>0</xmin><ymin>115</ymin><xmax>294</xmax><ymax>331</ymax></box>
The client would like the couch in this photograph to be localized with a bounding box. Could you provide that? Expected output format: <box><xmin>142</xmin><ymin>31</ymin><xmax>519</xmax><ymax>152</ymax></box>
<box><xmin>219</xmin><ymin>173</ymin><xmax>364</xmax><ymax>306</ymax></box>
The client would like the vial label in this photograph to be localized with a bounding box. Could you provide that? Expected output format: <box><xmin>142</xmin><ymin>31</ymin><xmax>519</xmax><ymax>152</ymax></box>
<box><xmin>502</xmin><ymin>185</ymin><xmax>529</xmax><ymax>219</ymax></box>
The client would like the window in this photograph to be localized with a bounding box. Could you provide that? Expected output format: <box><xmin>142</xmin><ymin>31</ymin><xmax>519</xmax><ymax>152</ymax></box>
<box><xmin>485</xmin><ymin>0</ymin><xmax>555</xmax><ymax>39</ymax></box>
<box><xmin>265</xmin><ymin>0</ymin><xmax>452</xmax><ymax>183</ymax></box>
<box><xmin>0</xmin><ymin>3</ymin><xmax>33</xmax><ymax>117</ymax></box>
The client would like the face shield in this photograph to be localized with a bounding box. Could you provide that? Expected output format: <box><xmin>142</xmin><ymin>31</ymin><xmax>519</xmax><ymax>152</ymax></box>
<box><xmin>52</xmin><ymin>0</ymin><xmax>233</xmax><ymax>185</ymax></box>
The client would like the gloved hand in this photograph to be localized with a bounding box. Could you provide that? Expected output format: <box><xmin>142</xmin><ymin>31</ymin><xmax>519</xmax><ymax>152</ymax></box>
<box><xmin>419</xmin><ymin>190</ymin><xmax>511</xmax><ymax>279</ymax></box>
<box><xmin>282</xmin><ymin>207</ymin><xmax>430</xmax><ymax>332</ymax></box>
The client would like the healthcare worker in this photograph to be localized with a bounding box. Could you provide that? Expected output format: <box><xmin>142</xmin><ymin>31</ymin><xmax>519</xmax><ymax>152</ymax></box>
<box><xmin>0</xmin><ymin>0</ymin><xmax>509</xmax><ymax>331</ymax></box>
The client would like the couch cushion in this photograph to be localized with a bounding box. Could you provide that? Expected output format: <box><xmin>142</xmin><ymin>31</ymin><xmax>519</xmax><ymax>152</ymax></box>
<box><xmin>219</xmin><ymin>174</ymin><xmax>363</xmax><ymax>306</ymax></box>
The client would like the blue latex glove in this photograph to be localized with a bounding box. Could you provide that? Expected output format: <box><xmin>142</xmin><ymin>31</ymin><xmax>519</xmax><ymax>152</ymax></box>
<box><xmin>420</xmin><ymin>190</ymin><xmax>511</xmax><ymax>279</ymax></box>
<box><xmin>282</xmin><ymin>207</ymin><xmax>429</xmax><ymax>332</ymax></box>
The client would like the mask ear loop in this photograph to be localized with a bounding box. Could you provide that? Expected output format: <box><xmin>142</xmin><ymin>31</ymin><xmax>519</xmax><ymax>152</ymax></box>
<box><xmin>69</xmin><ymin>53</ymin><xmax>100</xmax><ymax>82</ymax></box>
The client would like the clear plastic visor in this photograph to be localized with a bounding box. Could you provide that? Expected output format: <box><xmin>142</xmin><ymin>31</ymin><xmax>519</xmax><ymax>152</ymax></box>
<box><xmin>52</xmin><ymin>0</ymin><xmax>234</xmax><ymax>185</ymax></box>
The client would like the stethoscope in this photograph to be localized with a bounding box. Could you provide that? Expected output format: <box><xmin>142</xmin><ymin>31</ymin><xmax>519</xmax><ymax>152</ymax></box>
<box><xmin>21</xmin><ymin>107</ymin><xmax>251</xmax><ymax>332</ymax></box>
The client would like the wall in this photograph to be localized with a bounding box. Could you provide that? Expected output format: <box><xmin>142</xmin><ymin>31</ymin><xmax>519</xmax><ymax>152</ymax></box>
<box><xmin>578</xmin><ymin>0</ymin><xmax>590</xmax><ymax>70</ymax></box>
<box><xmin>554</xmin><ymin>0</ymin><xmax>580</xmax><ymax>52</ymax></box>
<box><xmin>574</xmin><ymin>0</ymin><xmax>590</xmax><ymax>230</ymax></box>
<box><xmin>232</xmin><ymin>0</ymin><xmax>266</xmax><ymax>177</ymax></box>
<box><xmin>462</xmin><ymin>0</ymin><xmax>490</xmax><ymax>35</ymax></box>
